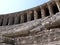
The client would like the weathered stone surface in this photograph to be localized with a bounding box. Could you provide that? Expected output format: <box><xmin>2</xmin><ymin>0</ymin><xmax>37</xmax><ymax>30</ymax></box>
<box><xmin>42</xmin><ymin>12</ymin><xmax>60</xmax><ymax>29</ymax></box>
<box><xmin>0</xmin><ymin>0</ymin><xmax>60</xmax><ymax>45</ymax></box>
<box><xmin>1</xmin><ymin>12</ymin><xmax>60</xmax><ymax>37</ymax></box>
<box><xmin>13</xmin><ymin>28</ymin><xmax>60</xmax><ymax>45</ymax></box>
<box><xmin>0</xmin><ymin>43</ymin><xmax>12</xmax><ymax>45</ymax></box>
<box><xmin>0</xmin><ymin>12</ymin><xmax>60</xmax><ymax>45</ymax></box>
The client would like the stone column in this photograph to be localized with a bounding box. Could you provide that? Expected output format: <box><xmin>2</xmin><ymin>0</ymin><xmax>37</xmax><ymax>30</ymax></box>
<box><xmin>2</xmin><ymin>15</ymin><xmax>8</xmax><ymax>25</ymax></box>
<box><xmin>47</xmin><ymin>3</ymin><xmax>54</xmax><ymax>16</ymax></box>
<box><xmin>55</xmin><ymin>0</ymin><xmax>60</xmax><ymax>11</ymax></box>
<box><xmin>40</xmin><ymin>6</ymin><xmax>46</xmax><ymax>18</ymax></box>
<box><xmin>0</xmin><ymin>16</ymin><xmax>3</xmax><ymax>26</ymax></box>
<box><xmin>27</xmin><ymin>11</ymin><xmax>31</xmax><ymax>21</ymax></box>
<box><xmin>34</xmin><ymin>9</ymin><xmax>38</xmax><ymax>19</ymax></box>
<box><xmin>20</xmin><ymin>14</ymin><xmax>24</xmax><ymax>23</ymax></box>
<box><xmin>14</xmin><ymin>14</ymin><xmax>20</xmax><ymax>24</ymax></box>
<box><xmin>8</xmin><ymin>15</ymin><xmax>14</xmax><ymax>25</ymax></box>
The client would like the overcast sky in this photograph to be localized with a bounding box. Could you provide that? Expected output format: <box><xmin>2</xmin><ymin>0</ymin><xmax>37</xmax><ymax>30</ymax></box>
<box><xmin>0</xmin><ymin>0</ymin><xmax>49</xmax><ymax>14</ymax></box>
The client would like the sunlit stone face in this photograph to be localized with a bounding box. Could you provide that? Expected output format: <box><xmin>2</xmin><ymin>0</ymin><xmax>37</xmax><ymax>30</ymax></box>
<box><xmin>21</xmin><ymin>40</ymin><xmax>26</xmax><ymax>44</ymax></box>
<box><xmin>0</xmin><ymin>0</ymin><xmax>60</xmax><ymax>45</ymax></box>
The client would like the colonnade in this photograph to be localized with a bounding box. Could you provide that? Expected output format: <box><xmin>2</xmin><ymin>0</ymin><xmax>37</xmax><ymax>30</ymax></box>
<box><xmin>0</xmin><ymin>0</ymin><xmax>60</xmax><ymax>26</ymax></box>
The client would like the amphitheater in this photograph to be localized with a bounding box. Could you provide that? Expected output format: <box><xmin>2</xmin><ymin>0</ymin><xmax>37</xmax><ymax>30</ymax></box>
<box><xmin>0</xmin><ymin>0</ymin><xmax>60</xmax><ymax>45</ymax></box>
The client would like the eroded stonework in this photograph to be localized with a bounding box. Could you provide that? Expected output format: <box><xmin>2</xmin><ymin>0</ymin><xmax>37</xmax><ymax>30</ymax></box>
<box><xmin>0</xmin><ymin>0</ymin><xmax>60</xmax><ymax>45</ymax></box>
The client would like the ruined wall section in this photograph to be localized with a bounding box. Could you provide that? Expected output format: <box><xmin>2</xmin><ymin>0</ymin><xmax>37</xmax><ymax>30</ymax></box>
<box><xmin>0</xmin><ymin>12</ymin><xmax>60</xmax><ymax>45</ymax></box>
<box><xmin>0</xmin><ymin>0</ymin><xmax>60</xmax><ymax>45</ymax></box>
<box><xmin>0</xmin><ymin>0</ymin><xmax>59</xmax><ymax>26</ymax></box>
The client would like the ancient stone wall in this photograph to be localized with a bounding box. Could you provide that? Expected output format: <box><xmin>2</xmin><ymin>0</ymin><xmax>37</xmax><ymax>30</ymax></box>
<box><xmin>14</xmin><ymin>28</ymin><xmax>60</xmax><ymax>45</ymax></box>
<box><xmin>0</xmin><ymin>0</ymin><xmax>60</xmax><ymax>26</ymax></box>
<box><xmin>0</xmin><ymin>0</ymin><xmax>60</xmax><ymax>45</ymax></box>
<box><xmin>0</xmin><ymin>11</ymin><xmax>60</xmax><ymax>45</ymax></box>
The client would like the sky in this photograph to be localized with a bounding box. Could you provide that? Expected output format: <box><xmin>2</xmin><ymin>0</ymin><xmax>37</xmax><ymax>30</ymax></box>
<box><xmin>0</xmin><ymin>0</ymin><xmax>49</xmax><ymax>14</ymax></box>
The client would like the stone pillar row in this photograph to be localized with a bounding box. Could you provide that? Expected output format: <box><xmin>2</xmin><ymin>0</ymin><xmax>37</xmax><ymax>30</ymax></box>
<box><xmin>47</xmin><ymin>0</ymin><xmax>60</xmax><ymax>16</ymax></box>
<box><xmin>0</xmin><ymin>0</ymin><xmax>60</xmax><ymax>26</ymax></box>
